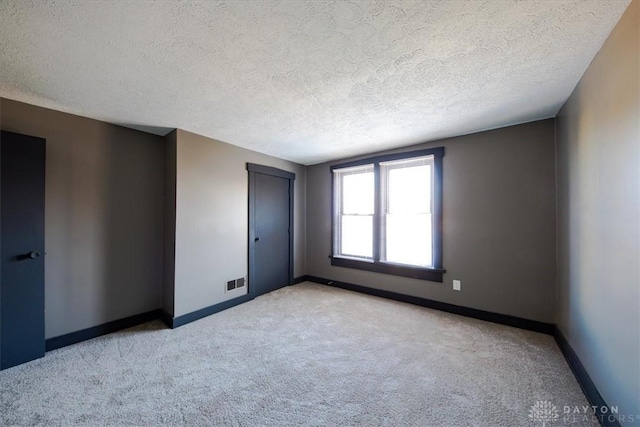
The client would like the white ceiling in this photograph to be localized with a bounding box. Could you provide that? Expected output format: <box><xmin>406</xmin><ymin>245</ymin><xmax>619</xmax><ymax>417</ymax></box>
<box><xmin>0</xmin><ymin>1</ymin><xmax>630</xmax><ymax>165</ymax></box>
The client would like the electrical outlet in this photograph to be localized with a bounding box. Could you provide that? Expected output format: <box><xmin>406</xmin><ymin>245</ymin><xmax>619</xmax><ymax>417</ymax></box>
<box><xmin>226</xmin><ymin>280</ymin><xmax>236</xmax><ymax>292</ymax></box>
<box><xmin>453</xmin><ymin>280</ymin><xmax>461</xmax><ymax>291</ymax></box>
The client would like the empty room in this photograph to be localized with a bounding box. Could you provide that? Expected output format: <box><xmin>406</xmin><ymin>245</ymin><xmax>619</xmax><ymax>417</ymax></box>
<box><xmin>0</xmin><ymin>1</ymin><xmax>638</xmax><ymax>426</ymax></box>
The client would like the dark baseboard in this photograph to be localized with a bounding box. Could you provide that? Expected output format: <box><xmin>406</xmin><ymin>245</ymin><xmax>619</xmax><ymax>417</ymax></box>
<box><xmin>170</xmin><ymin>293</ymin><xmax>254</xmax><ymax>328</ymax></box>
<box><xmin>169</xmin><ymin>279</ymin><xmax>315</xmax><ymax>328</ymax></box>
<box><xmin>158</xmin><ymin>309</ymin><xmax>173</xmax><ymax>329</ymax></box>
<box><xmin>303</xmin><ymin>275</ymin><xmax>555</xmax><ymax>335</ymax></box>
<box><xmin>292</xmin><ymin>276</ymin><xmax>308</xmax><ymax>285</ymax></box>
<box><xmin>45</xmin><ymin>309</ymin><xmax>162</xmax><ymax>351</ymax></box>
<box><xmin>46</xmin><ymin>292</ymin><xmax>258</xmax><ymax>350</ymax></box>
<box><xmin>554</xmin><ymin>327</ymin><xmax>621</xmax><ymax>427</ymax></box>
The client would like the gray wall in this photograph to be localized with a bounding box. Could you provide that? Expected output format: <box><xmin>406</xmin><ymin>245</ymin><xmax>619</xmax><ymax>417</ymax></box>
<box><xmin>306</xmin><ymin>119</ymin><xmax>557</xmax><ymax>323</ymax></box>
<box><xmin>162</xmin><ymin>130</ymin><xmax>177</xmax><ymax>316</ymax></box>
<box><xmin>172</xmin><ymin>130</ymin><xmax>306</xmax><ymax>317</ymax></box>
<box><xmin>556</xmin><ymin>1</ymin><xmax>639</xmax><ymax>423</ymax></box>
<box><xmin>0</xmin><ymin>98</ymin><xmax>165</xmax><ymax>339</ymax></box>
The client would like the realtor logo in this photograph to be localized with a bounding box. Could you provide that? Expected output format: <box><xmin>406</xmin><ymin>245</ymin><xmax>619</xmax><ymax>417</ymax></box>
<box><xmin>529</xmin><ymin>401</ymin><xmax>560</xmax><ymax>426</ymax></box>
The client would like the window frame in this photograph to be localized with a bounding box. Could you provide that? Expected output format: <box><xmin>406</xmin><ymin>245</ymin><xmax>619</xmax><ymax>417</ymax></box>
<box><xmin>330</xmin><ymin>147</ymin><xmax>445</xmax><ymax>282</ymax></box>
<box><xmin>333</xmin><ymin>163</ymin><xmax>375</xmax><ymax>260</ymax></box>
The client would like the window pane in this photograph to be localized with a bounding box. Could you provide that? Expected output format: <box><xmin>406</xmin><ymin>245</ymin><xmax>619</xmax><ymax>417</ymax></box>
<box><xmin>384</xmin><ymin>213</ymin><xmax>432</xmax><ymax>266</ymax></box>
<box><xmin>343</xmin><ymin>172</ymin><xmax>374</xmax><ymax>214</ymax></box>
<box><xmin>341</xmin><ymin>215</ymin><xmax>373</xmax><ymax>258</ymax></box>
<box><xmin>387</xmin><ymin>165</ymin><xmax>431</xmax><ymax>214</ymax></box>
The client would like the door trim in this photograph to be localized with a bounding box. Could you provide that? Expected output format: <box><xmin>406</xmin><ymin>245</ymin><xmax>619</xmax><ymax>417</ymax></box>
<box><xmin>247</xmin><ymin>163</ymin><xmax>295</xmax><ymax>181</ymax></box>
<box><xmin>247</xmin><ymin>163</ymin><xmax>295</xmax><ymax>298</ymax></box>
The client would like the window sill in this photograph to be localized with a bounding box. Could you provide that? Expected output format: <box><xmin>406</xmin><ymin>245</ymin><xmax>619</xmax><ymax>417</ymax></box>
<box><xmin>329</xmin><ymin>256</ymin><xmax>445</xmax><ymax>282</ymax></box>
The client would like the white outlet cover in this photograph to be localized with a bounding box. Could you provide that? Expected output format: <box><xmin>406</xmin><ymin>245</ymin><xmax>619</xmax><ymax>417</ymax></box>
<box><xmin>453</xmin><ymin>280</ymin><xmax>461</xmax><ymax>291</ymax></box>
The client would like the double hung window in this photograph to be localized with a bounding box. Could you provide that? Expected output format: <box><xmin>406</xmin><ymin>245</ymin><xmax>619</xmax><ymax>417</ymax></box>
<box><xmin>331</xmin><ymin>147</ymin><xmax>445</xmax><ymax>282</ymax></box>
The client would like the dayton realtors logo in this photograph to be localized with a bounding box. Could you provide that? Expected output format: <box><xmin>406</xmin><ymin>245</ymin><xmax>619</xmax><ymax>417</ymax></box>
<box><xmin>529</xmin><ymin>401</ymin><xmax>635</xmax><ymax>425</ymax></box>
<box><xmin>529</xmin><ymin>401</ymin><xmax>560</xmax><ymax>426</ymax></box>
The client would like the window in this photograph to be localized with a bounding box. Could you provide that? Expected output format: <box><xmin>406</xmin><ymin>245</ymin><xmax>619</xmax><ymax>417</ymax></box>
<box><xmin>333</xmin><ymin>164</ymin><xmax>375</xmax><ymax>259</ymax></box>
<box><xmin>331</xmin><ymin>147</ymin><xmax>445</xmax><ymax>282</ymax></box>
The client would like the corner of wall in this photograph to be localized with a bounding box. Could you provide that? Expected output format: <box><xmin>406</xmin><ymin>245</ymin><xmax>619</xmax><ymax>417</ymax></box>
<box><xmin>161</xmin><ymin>129</ymin><xmax>177</xmax><ymax>317</ymax></box>
<box><xmin>552</xmin><ymin>115</ymin><xmax>560</xmax><ymax>327</ymax></box>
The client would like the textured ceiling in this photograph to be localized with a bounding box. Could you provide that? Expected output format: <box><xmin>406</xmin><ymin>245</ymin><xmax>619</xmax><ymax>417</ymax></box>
<box><xmin>0</xmin><ymin>1</ymin><xmax>630</xmax><ymax>164</ymax></box>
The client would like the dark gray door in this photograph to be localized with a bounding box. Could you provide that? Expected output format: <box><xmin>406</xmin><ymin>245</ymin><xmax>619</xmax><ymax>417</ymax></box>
<box><xmin>248</xmin><ymin>164</ymin><xmax>294</xmax><ymax>298</ymax></box>
<box><xmin>1</xmin><ymin>131</ymin><xmax>46</xmax><ymax>370</ymax></box>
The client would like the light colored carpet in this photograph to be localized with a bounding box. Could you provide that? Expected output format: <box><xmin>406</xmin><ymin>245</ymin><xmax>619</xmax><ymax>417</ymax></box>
<box><xmin>0</xmin><ymin>282</ymin><xmax>597</xmax><ymax>426</ymax></box>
